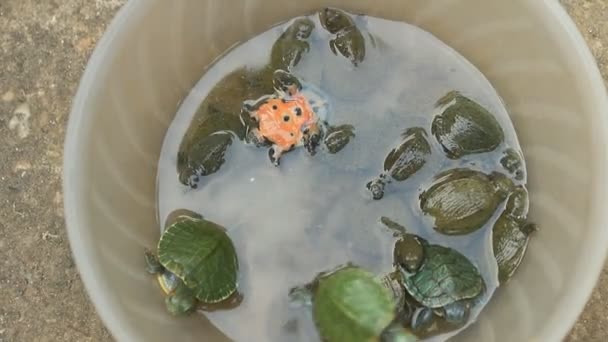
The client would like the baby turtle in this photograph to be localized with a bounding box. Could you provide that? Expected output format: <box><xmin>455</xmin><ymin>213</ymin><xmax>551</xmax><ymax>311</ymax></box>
<box><xmin>144</xmin><ymin>214</ymin><xmax>240</xmax><ymax>315</ymax></box>
<box><xmin>431</xmin><ymin>91</ymin><xmax>504</xmax><ymax>159</ymax></box>
<box><xmin>319</xmin><ymin>8</ymin><xmax>366</xmax><ymax>66</ymax></box>
<box><xmin>367</xmin><ymin>127</ymin><xmax>431</xmax><ymax>200</ymax></box>
<box><xmin>492</xmin><ymin>185</ymin><xmax>537</xmax><ymax>283</ymax></box>
<box><xmin>380</xmin><ymin>217</ymin><xmax>485</xmax><ymax>331</ymax></box>
<box><xmin>177</xmin><ymin>132</ymin><xmax>233</xmax><ymax>189</ymax></box>
<box><xmin>289</xmin><ymin>264</ymin><xmax>418</xmax><ymax>342</ymax></box>
<box><xmin>420</xmin><ymin>168</ymin><xmax>514</xmax><ymax>235</ymax></box>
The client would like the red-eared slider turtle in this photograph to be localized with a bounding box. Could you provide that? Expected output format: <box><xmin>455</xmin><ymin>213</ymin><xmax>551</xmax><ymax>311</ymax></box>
<box><xmin>289</xmin><ymin>264</ymin><xmax>418</xmax><ymax>342</ymax></box>
<box><xmin>492</xmin><ymin>185</ymin><xmax>537</xmax><ymax>283</ymax></box>
<box><xmin>144</xmin><ymin>215</ymin><xmax>240</xmax><ymax>315</ymax></box>
<box><xmin>319</xmin><ymin>8</ymin><xmax>366</xmax><ymax>66</ymax></box>
<box><xmin>177</xmin><ymin>19</ymin><xmax>315</xmax><ymax>187</ymax></box>
<box><xmin>380</xmin><ymin>217</ymin><xmax>485</xmax><ymax>331</ymax></box>
<box><xmin>431</xmin><ymin>91</ymin><xmax>504</xmax><ymax>159</ymax></box>
<box><xmin>420</xmin><ymin>169</ymin><xmax>514</xmax><ymax>235</ymax></box>
<box><xmin>500</xmin><ymin>148</ymin><xmax>525</xmax><ymax>181</ymax></box>
<box><xmin>367</xmin><ymin>127</ymin><xmax>431</xmax><ymax>200</ymax></box>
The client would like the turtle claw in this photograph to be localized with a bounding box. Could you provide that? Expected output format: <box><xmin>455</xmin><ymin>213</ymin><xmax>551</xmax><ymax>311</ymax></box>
<box><xmin>268</xmin><ymin>147</ymin><xmax>281</xmax><ymax>166</ymax></box>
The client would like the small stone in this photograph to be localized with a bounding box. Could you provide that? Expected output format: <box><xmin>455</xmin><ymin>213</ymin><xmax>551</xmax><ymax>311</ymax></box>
<box><xmin>8</xmin><ymin>103</ymin><xmax>31</xmax><ymax>139</ymax></box>
<box><xmin>13</xmin><ymin>160</ymin><xmax>32</xmax><ymax>173</ymax></box>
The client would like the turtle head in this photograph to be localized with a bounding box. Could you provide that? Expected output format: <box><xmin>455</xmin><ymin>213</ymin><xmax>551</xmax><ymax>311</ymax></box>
<box><xmin>393</xmin><ymin>235</ymin><xmax>425</xmax><ymax>274</ymax></box>
<box><xmin>272</xmin><ymin>70</ymin><xmax>302</xmax><ymax>97</ymax></box>
<box><xmin>144</xmin><ymin>250</ymin><xmax>164</xmax><ymax>274</ymax></box>
<box><xmin>165</xmin><ymin>290</ymin><xmax>197</xmax><ymax>315</ymax></box>
<box><xmin>287</xmin><ymin>18</ymin><xmax>315</xmax><ymax>40</ymax></box>
<box><xmin>319</xmin><ymin>8</ymin><xmax>354</xmax><ymax>34</ymax></box>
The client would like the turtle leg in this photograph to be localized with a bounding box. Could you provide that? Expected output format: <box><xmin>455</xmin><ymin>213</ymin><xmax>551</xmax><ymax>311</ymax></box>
<box><xmin>411</xmin><ymin>307</ymin><xmax>434</xmax><ymax>331</ymax></box>
<box><xmin>521</xmin><ymin>222</ymin><xmax>538</xmax><ymax>235</ymax></box>
<box><xmin>328</xmin><ymin>39</ymin><xmax>338</xmax><ymax>56</ymax></box>
<box><xmin>366</xmin><ymin>176</ymin><xmax>386</xmax><ymax>200</ymax></box>
<box><xmin>442</xmin><ymin>301</ymin><xmax>471</xmax><ymax>326</ymax></box>
<box><xmin>247</xmin><ymin>128</ymin><xmax>267</xmax><ymax>147</ymax></box>
<box><xmin>268</xmin><ymin>145</ymin><xmax>288</xmax><ymax>166</ymax></box>
<box><xmin>144</xmin><ymin>250</ymin><xmax>164</xmax><ymax>274</ymax></box>
<box><xmin>287</xmin><ymin>284</ymin><xmax>313</xmax><ymax>308</ymax></box>
<box><xmin>302</xmin><ymin>125</ymin><xmax>322</xmax><ymax>155</ymax></box>
<box><xmin>165</xmin><ymin>283</ymin><xmax>197</xmax><ymax>315</ymax></box>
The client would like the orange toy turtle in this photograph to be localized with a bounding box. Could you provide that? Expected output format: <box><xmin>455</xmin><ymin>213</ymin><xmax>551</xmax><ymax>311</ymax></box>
<box><xmin>245</xmin><ymin>70</ymin><xmax>324</xmax><ymax>166</ymax></box>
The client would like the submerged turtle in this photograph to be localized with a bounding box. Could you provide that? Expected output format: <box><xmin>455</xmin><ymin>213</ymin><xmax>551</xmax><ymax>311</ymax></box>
<box><xmin>177</xmin><ymin>132</ymin><xmax>233</xmax><ymax>189</ymax></box>
<box><xmin>420</xmin><ymin>168</ymin><xmax>514</xmax><ymax>235</ymax></box>
<box><xmin>380</xmin><ymin>217</ymin><xmax>485</xmax><ymax>331</ymax></box>
<box><xmin>144</xmin><ymin>214</ymin><xmax>240</xmax><ymax>315</ymax></box>
<box><xmin>177</xmin><ymin>18</ymin><xmax>316</xmax><ymax>187</ymax></box>
<box><xmin>367</xmin><ymin>127</ymin><xmax>431</xmax><ymax>200</ymax></box>
<box><xmin>500</xmin><ymin>148</ymin><xmax>526</xmax><ymax>181</ymax></box>
<box><xmin>319</xmin><ymin>8</ymin><xmax>366</xmax><ymax>66</ymax></box>
<box><xmin>289</xmin><ymin>264</ymin><xmax>418</xmax><ymax>342</ymax></box>
<box><xmin>431</xmin><ymin>91</ymin><xmax>504</xmax><ymax>159</ymax></box>
<box><xmin>492</xmin><ymin>185</ymin><xmax>537</xmax><ymax>283</ymax></box>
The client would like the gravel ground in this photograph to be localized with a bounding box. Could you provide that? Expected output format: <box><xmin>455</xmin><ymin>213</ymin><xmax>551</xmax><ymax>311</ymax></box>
<box><xmin>0</xmin><ymin>0</ymin><xmax>606</xmax><ymax>341</ymax></box>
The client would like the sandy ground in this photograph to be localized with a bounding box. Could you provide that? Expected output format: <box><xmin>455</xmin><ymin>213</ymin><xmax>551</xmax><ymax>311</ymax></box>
<box><xmin>0</xmin><ymin>0</ymin><xmax>606</xmax><ymax>341</ymax></box>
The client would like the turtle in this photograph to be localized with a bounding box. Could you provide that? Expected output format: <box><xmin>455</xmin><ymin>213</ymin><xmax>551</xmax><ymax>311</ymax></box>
<box><xmin>177</xmin><ymin>131</ymin><xmax>234</xmax><ymax>189</ymax></box>
<box><xmin>177</xmin><ymin>18</ymin><xmax>316</xmax><ymax>188</ymax></box>
<box><xmin>380</xmin><ymin>217</ymin><xmax>485</xmax><ymax>331</ymax></box>
<box><xmin>288</xmin><ymin>264</ymin><xmax>419</xmax><ymax>342</ymax></box>
<box><xmin>319</xmin><ymin>8</ymin><xmax>367</xmax><ymax>66</ymax></box>
<box><xmin>419</xmin><ymin>168</ymin><xmax>514</xmax><ymax>235</ymax></box>
<box><xmin>245</xmin><ymin>69</ymin><xmax>352</xmax><ymax>166</ymax></box>
<box><xmin>500</xmin><ymin>148</ymin><xmax>526</xmax><ymax>181</ymax></box>
<box><xmin>144</xmin><ymin>214</ymin><xmax>240</xmax><ymax>315</ymax></box>
<box><xmin>492</xmin><ymin>185</ymin><xmax>537</xmax><ymax>283</ymax></box>
<box><xmin>431</xmin><ymin>91</ymin><xmax>504</xmax><ymax>159</ymax></box>
<box><xmin>367</xmin><ymin>127</ymin><xmax>432</xmax><ymax>200</ymax></box>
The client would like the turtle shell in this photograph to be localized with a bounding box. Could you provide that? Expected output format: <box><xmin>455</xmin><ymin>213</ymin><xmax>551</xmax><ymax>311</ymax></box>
<box><xmin>431</xmin><ymin>91</ymin><xmax>504</xmax><ymax>159</ymax></box>
<box><xmin>384</xmin><ymin>127</ymin><xmax>431</xmax><ymax>181</ymax></box>
<box><xmin>158</xmin><ymin>216</ymin><xmax>239</xmax><ymax>304</ymax></box>
<box><xmin>313</xmin><ymin>266</ymin><xmax>396</xmax><ymax>342</ymax></box>
<box><xmin>420</xmin><ymin>169</ymin><xmax>507</xmax><ymax>235</ymax></box>
<box><xmin>401</xmin><ymin>245</ymin><xmax>484</xmax><ymax>308</ymax></box>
